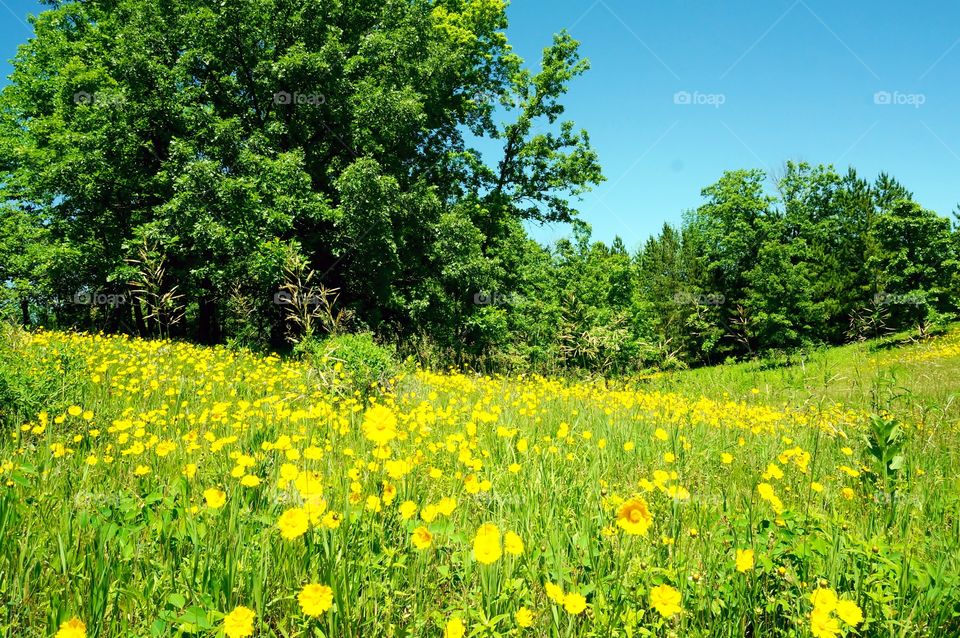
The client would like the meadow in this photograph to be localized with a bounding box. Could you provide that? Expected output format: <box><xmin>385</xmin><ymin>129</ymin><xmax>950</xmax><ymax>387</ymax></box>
<box><xmin>1</xmin><ymin>325</ymin><xmax>959</xmax><ymax>637</ymax></box>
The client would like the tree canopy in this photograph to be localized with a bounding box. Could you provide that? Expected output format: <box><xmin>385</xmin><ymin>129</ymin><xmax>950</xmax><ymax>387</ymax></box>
<box><xmin>1</xmin><ymin>0</ymin><xmax>601</xmax><ymax>348</ymax></box>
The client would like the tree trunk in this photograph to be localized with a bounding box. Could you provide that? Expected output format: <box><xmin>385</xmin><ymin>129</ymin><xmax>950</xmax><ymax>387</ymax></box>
<box><xmin>132</xmin><ymin>299</ymin><xmax>148</xmax><ymax>337</ymax></box>
<box><xmin>198</xmin><ymin>282</ymin><xmax>220</xmax><ymax>344</ymax></box>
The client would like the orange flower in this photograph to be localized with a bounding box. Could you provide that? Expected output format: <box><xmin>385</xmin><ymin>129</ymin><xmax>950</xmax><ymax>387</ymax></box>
<box><xmin>616</xmin><ymin>497</ymin><xmax>653</xmax><ymax>535</ymax></box>
<box><xmin>412</xmin><ymin>526</ymin><xmax>433</xmax><ymax>550</ymax></box>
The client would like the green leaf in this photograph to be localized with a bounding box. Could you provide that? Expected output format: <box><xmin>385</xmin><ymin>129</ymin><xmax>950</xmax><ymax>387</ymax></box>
<box><xmin>175</xmin><ymin>606</ymin><xmax>212</xmax><ymax>630</ymax></box>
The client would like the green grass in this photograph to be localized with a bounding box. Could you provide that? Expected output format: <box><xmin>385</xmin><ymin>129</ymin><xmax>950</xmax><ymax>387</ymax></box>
<box><xmin>1</xmin><ymin>326</ymin><xmax>959</xmax><ymax>638</ymax></box>
<box><xmin>655</xmin><ymin>325</ymin><xmax>960</xmax><ymax>431</ymax></box>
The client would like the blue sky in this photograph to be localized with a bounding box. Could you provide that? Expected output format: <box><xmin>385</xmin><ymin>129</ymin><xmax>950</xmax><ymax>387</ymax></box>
<box><xmin>2</xmin><ymin>0</ymin><xmax>959</xmax><ymax>249</ymax></box>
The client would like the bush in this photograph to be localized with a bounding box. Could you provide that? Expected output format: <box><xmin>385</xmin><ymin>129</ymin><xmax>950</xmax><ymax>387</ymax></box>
<box><xmin>296</xmin><ymin>332</ymin><xmax>402</xmax><ymax>397</ymax></box>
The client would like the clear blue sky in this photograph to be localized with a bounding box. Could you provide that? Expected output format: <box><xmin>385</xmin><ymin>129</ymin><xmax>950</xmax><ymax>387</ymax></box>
<box><xmin>2</xmin><ymin>0</ymin><xmax>959</xmax><ymax>249</ymax></box>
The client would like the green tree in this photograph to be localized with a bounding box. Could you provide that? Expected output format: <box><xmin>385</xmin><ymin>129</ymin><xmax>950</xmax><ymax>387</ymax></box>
<box><xmin>868</xmin><ymin>200</ymin><xmax>957</xmax><ymax>332</ymax></box>
<box><xmin>687</xmin><ymin>169</ymin><xmax>774</xmax><ymax>360</ymax></box>
<box><xmin>0</xmin><ymin>0</ymin><xmax>602</xmax><ymax>350</ymax></box>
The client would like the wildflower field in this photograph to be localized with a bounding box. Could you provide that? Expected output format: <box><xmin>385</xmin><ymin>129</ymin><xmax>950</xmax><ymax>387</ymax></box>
<box><xmin>1</xmin><ymin>327</ymin><xmax>959</xmax><ymax>638</ymax></box>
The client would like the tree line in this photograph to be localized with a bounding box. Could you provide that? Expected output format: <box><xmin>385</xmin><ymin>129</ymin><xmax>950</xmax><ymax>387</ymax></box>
<box><xmin>1</xmin><ymin>0</ymin><xmax>957</xmax><ymax>373</ymax></box>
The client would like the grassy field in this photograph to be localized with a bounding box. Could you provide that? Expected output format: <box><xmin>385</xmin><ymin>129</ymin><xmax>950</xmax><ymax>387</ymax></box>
<box><xmin>658</xmin><ymin>327</ymin><xmax>960</xmax><ymax>428</ymax></box>
<box><xmin>1</xmin><ymin>326</ymin><xmax>959</xmax><ymax>637</ymax></box>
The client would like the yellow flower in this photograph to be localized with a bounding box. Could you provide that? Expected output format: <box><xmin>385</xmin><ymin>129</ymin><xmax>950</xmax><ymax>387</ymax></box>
<box><xmin>240</xmin><ymin>474</ymin><xmax>261</xmax><ymax>487</ymax></box>
<box><xmin>473</xmin><ymin>523</ymin><xmax>502</xmax><ymax>564</ymax></box>
<box><xmin>545</xmin><ymin>582</ymin><xmax>565</xmax><ymax>604</ymax></box>
<box><xmin>464</xmin><ymin>475</ymin><xmax>480</xmax><ymax>494</ymax></box>
<box><xmin>154</xmin><ymin>441</ymin><xmax>176</xmax><ymax>457</ymax></box>
<box><xmin>757</xmin><ymin>482</ymin><xmax>784</xmax><ymax>513</ymax></box>
<box><xmin>203</xmin><ymin>488</ymin><xmax>226</xmax><ymax>509</ymax></box>
<box><xmin>810</xmin><ymin>587</ymin><xmax>838</xmax><ymax>613</ymax></box>
<box><xmin>183</xmin><ymin>464</ymin><xmax>197</xmax><ymax>479</ymax></box>
<box><xmin>762</xmin><ymin>463</ymin><xmax>784</xmax><ymax>480</ymax></box>
<box><xmin>303</xmin><ymin>496</ymin><xmax>327</xmax><ymax>526</ymax></box>
<box><xmin>362</xmin><ymin>404</ymin><xmax>398</xmax><ymax>446</ymax></box>
<box><xmin>616</xmin><ymin>497</ymin><xmax>653</xmax><ymax>536</ymax></box>
<box><xmin>421</xmin><ymin>504</ymin><xmax>439</xmax><ymax>522</ymax></box>
<box><xmin>515</xmin><ymin>606</ymin><xmax>534</xmax><ymax>628</ymax></box>
<box><xmin>810</xmin><ymin>481</ymin><xmax>824</xmax><ymax>493</ymax></box>
<box><xmin>810</xmin><ymin>607</ymin><xmax>840</xmax><ymax>638</ymax></box>
<box><xmin>721</xmin><ymin>452</ymin><xmax>733</xmax><ymax>464</ymax></box>
<box><xmin>444</xmin><ymin>616</ymin><xmax>465</xmax><ymax>638</ymax></box>
<box><xmin>437</xmin><ymin>496</ymin><xmax>457</xmax><ymax>516</ymax></box>
<box><xmin>55</xmin><ymin>617</ymin><xmax>86</xmax><ymax>638</ymax></box>
<box><xmin>67</xmin><ymin>406</ymin><xmax>82</xmax><ymax>417</ymax></box>
<box><xmin>835</xmin><ymin>600</ymin><xmax>863</xmax><ymax>626</ymax></box>
<box><xmin>841</xmin><ymin>487</ymin><xmax>855</xmax><ymax>500</ymax></box>
<box><xmin>134</xmin><ymin>465</ymin><xmax>151</xmax><ymax>476</ymax></box>
<box><xmin>648</xmin><ymin>584</ymin><xmax>682</xmax><ymax>618</ymax></box>
<box><xmin>563</xmin><ymin>592</ymin><xmax>587</xmax><ymax>615</ymax></box>
<box><xmin>223</xmin><ymin>606</ymin><xmax>256</xmax><ymax>638</ymax></box>
<box><xmin>298</xmin><ymin>583</ymin><xmax>334</xmax><ymax>617</ymax></box>
<box><xmin>735</xmin><ymin>548</ymin><xmax>755</xmax><ymax>573</ymax></box>
<box><xmin>412</xmin><ymin>526</ymin><xmax>433</xmax><ymax>550</ymax></box>
<box><xmin>504</xmin><ymin>531</ymin><xmax>524</xmax><ymax>555</ymax></box>
<box><xmin>398</xmin><ymin>500</ymin><xmax>417</xmax><ymax>520</ymax></box>
<box><xmin>277</xmin><ymin>507</ymin><xmax>310</xmax><ymax>540</ymax></box>
<box><xmin>381</xmin><ymin>482</ymin><xmax>397</xmax><ymax>504</ymax></box>
<box><xmin>654</xmin><ymin>428</ymin><xmax>668</xmax><ymax>441</ymax></box>
<box><xmin>321</xmin><ymin>511</ymin><xmax>341</xmax><ymax>529</ymax></box>
<box><xmin>278</xmin><ymin>463</ymin><xmax>299</xmax><ymax>487</ymax></box>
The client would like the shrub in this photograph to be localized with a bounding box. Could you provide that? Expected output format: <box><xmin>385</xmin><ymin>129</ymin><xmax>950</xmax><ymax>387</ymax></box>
<box><xmin>296</xmin><ymin>332</ymin><xmax>402</xmax><ymax>397</ymax></box>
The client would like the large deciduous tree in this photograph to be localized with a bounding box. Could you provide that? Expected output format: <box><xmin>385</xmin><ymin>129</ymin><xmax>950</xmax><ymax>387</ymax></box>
<box><xmin>0</xmin><ymin>0</ymin><xmax>602</xmax><ymax>346</ymax></box>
